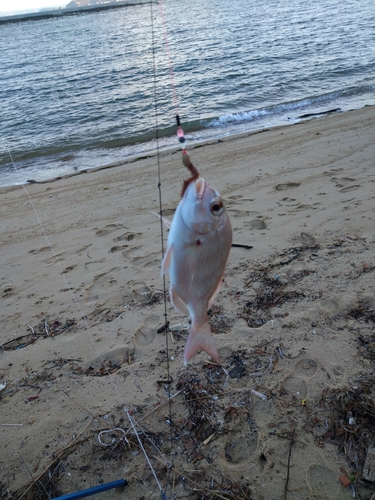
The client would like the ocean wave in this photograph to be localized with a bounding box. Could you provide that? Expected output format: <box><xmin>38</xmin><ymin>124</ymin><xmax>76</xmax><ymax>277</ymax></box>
<box><xmin>206</xmin><ymin>85</ymin><xmax>375</xmax><ymax>128</ymax></box>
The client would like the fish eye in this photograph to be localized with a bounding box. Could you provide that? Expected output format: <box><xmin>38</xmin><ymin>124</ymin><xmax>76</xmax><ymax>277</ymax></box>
<box><xmin>210</xmin><ymin>198</ymin><xmax>223</xmax><ymax>216</ymax></box>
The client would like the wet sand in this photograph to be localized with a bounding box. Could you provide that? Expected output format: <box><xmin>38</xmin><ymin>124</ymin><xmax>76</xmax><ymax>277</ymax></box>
<box><xmin>1</xmin><ymin>106</ymin><xmax>375</xmax><ymax>500</ymax></box>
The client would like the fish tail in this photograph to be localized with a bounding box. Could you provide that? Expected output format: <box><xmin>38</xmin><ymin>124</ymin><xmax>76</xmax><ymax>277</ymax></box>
<box><xmin>184</xmin><ymin>321</ymin><xmax>220</xmax><ymax>366</ymax></box>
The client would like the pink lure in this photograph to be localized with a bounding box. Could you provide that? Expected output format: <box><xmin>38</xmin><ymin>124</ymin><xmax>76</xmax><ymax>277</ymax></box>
<box><xmin>162</xmin><ymin>174</ymin><xmax>232</xmax><ymax>365</ymax></box>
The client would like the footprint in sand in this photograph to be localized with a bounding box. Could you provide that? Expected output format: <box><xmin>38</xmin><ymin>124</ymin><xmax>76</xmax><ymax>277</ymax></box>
<box><xmin>299</xmin><ymin>232</ymin><xmax>316</xmax><ymax>246</ymax></box>
<box><xmin>332</xmin><ymin>176</ymin><xmax>361</xmax><ymax>193</ymax></box>
<box><xmin>223</xmin><ymin>434</ymin><xmax>258</xmax><ymax>464</ymax></box>
<box><xmin>113</xmin><ymin>232</ymin><xmax>141</xmax><ymax>242</ymax></box>
<box><xmin>28</xmin><ymin>246</ymin><xmax>51</xmax><ymax>254</ymax></box>
<box><xmin>109</xmin><ymin>244</ymin><xmax>129</xmax><ymax>253</ymax></box>
<box><xmin>283</xmin><ymin>377</ymin><xmax>308</xmax><ymax>400</ymax></box>
<box><xmin>306</xmin><ymin>464</ymin><xmax>340</xmax><ymax>497</ymax></box>
<box><xmin>249</xmin><ymin>218</ymin><xmax>267</xmax><ymax>230</ymax></box>
<box><xmin>322</xmin><ymin>168</ymin><xmax>343</xmax><ymax>176</ymax></box>
<box><xmin>86</xmin><ymin>268</ymin><xmax>121</xmax><ymax>302</ymax></box>
<box><xmin>227</xmin><ymin>209</ymin><xmax>252</xmax><ymax>218</ymax></box>
<box><xmin>288</xmin><ymin>203</ymin><xmax>312</xmax><ymax>212</ymax></box>
<box><xmin>295</xmin><ymin>358</ymin><xmax>318</xmax><ymax>377</ymax></box>
<box><xmin>134</xmin><ymin>315</ymin><xmax>160</xmax><ymax>346</ymax></box>
<box><xmin>227</xmin><ymin>195</ymin><xmax>243</xmax><ymax>201</ymax></box>
<box><xmin>282</xmin><ymin>357</ymin><xmax>318</xmax><ymax>401</ymax></box>
<box><xmin>86</xmin><ymin>346</ymin><xmax>133</xmax><ymax>372</ymax></box>
<box><xmin>339</xmin><ymin>185</ymin><xmax>361</xmax><ymax>193</ymax></box>
<box><xmin>2</xmin><ymin>286</ymin><xmax>13</xmax><ymax>298</ymax></box>
<box><xmin>132</xmin><ymin>282</ymin><xmax>154</xmax><ymax>304</ymax></box>
<box><xmin>95</xmin><ymin>223</ymin><xmax>125</xmax><ymax>237</ymax></box>
<box><xmin>123</xmin><ymin>247</ymin><xmax>160</xmax><ymax>268</ymax></box>
<box><xmin>161</xmin><ymin>208</ymin><xmax>176</xmax><ymax>216</ymax></box>
<box><xmin>275</xmin><ymin>182</ymin><xmax>301</xmax><ymax>191</ymax></box>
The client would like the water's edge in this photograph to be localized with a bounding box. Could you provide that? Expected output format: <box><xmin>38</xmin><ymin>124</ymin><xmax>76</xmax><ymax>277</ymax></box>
<box><xmin>2</xmin><ymin>104</ymin><xmax>372</xmax><ymax>191</ymax></box>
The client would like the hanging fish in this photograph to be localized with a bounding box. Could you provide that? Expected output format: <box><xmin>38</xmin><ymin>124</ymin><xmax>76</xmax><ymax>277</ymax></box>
<box><xmin>162</xmin><ymin>151</ymin><xmax>232</xmax><ymax>365</ymax></box>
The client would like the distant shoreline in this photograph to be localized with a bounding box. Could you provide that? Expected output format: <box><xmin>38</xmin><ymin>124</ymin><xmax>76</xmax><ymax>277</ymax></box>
<box><xmin>0</xmin><ymin>0</ymin><xmax>148</xmax><ymax>24</ymax></box>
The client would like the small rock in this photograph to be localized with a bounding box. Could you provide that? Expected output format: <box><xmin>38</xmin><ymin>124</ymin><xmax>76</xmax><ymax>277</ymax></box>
<box><xmin>339</xmin><ymin>475</ymin><xmax>351</xmax><ymax>488</ymax></box>
<box><xmin>229</xmin><ymin>366</ymin><xmax>246</xmax><ymax>379</ymax></box>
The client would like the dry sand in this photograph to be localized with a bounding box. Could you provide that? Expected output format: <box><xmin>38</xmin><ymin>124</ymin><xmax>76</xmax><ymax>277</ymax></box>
<box><xmin>1</xmin><ymin>106</ymin><xmax>375</xmax><ymax>500</ymax></box>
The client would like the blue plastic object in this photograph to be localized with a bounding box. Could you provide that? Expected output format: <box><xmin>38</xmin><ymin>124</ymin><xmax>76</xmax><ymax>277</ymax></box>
<box><xmin>52</xmin><ymin>479</ymin><xmax>127</xmax><ymax>500</ymax></box>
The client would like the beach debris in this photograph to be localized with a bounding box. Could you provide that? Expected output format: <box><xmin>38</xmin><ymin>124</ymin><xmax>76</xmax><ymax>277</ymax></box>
<box><xmin>0</xmin><ymin>381</ymin><xmax>6</xmax><ymax>392</ymax></box>
<box><xmin>251</xmin><ymin>389</ymin><xmax>267</xmax><ymax>401</ymax></box>
<box><xmin>317</xmin><ymin>374</ymin><xmax>375</xmax><ymax>478</ymax></box>
<box><xmin>237</xmin><ymin>242</ymin><xmax>325</xmax><ymax>328</ymax></box>
<box><xmin>362</xmin><ymin>447</ymin><xmax>375</xmax><ymax>482</ymax></box>
<box><xmin>2</xmin><ymin>317</ymin><xmax>77</xmax><ymax>351</ymax></box>
<box><xmin>162</xmin><ymin>150</ymin><xmax>232</xmax><ymax>365</ymax></box>
<box><xmin>231</xmin><ymin>243</ymin><xmax>253</xmax><ymax>249</ymax></box>
<box><xmin>26</xmin><ymin>395</ymin><xmax>40</xmax><ymax>402</ymax></box>
<box><xmin>339</xmin><ymin>474</ymin><xmax>352</xmax><ymax>488</ymax></box>
<box><xmin>98</xmin><ymin>428</ymin><xmax>129</xmax><ymax>447</ymax></box>
<box><xmin>207</xmin><ymin>305</ymin><xmax>233</xmax><ymax>334</ymax></box>
<box><xmin>298</xmin><ymin>107</ymin><xmax>341</xmax><ymax>119</ymax></box>
<box><xmin>349</xmin><ymin>305</ymin><xmax>375</xmax><ymax>324</ymax></box>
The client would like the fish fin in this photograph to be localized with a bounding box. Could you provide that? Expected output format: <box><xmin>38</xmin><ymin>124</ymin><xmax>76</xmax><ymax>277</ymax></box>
<box><xmin>170</xmin><ymin>286</ymin><xmax>189</xmax><ymax>315</ymax></box>
<box><xmin>184</xmin><ymin>321</ymin><xmax>220</xmax><ymax>366</ymax></box>
<box><xmin>151</xmin><ymin>211</ymin><xmax>171</xmax><ymax>229</ymax></box>
<box><xmin>161</xmin><ymin>245</ymin><xmax>172</xmax><ymax>275</ymax></box>
<box><xmin>207</xmin><ymin>272</ymin><xmax>225</xmax><ymax>310</ymax></box>
<box><xmin>208</xmin><ymin>282</ymin><xmax>222</xmax><ymax>310</ymax></box>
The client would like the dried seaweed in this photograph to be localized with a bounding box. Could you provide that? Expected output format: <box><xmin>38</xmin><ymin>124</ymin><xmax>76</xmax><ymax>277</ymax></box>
<box><xmin>240</xmin><ymin>289</ymin><xmax>305</xmax><ymax>328</ymax></box>
<box><xmin>208</xmin><ymin>305</ymin><xmax>234</xmax><ymax>334</ymax></box>
<box><xmin>274</xmin><ymin>245</ymin><xmax>320</xmax><ymax>267</ymax></box>
<box><xmin>358</xmin><ymin>333</ymin><xmax>375</xmax><ymax>362</ymax></box>
<box><xmin>317</xmin><ymin>375</ymin><xmax>375</xmax><ymax>476</ymax></box>
<box><xmin>348</xmin><ymin>305</ymin><xmax>375</xmax><ymax>324</ymax></box>
<box><xmin>176</xmin><ymin>372</ymin><xmax>222</xmax><ymax>442</ymax></box>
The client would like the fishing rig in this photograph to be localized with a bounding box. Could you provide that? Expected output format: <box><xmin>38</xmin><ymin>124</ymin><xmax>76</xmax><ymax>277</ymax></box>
<box><xmin>0</xmin><ymin>1</ymin><xmax>200</xmax><ymax>499</ymax></box>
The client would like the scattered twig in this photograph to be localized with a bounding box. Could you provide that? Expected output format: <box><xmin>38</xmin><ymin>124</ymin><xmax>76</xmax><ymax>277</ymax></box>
<box><xmin>284</xmin><ymin>429</ymin><xmax>296</xmax><ymax>500</ymax></box>
<box><xmin>62</xmin><ymin>389</ymin><xmax>98</xmax><ymax>418</ymax></box>
<box><xmin>231</xmin><ymin>243</ymin><xmax>253</xmax><ymax>249</ymax></box>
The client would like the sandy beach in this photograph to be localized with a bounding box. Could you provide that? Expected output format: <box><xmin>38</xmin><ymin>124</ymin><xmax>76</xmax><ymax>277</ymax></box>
<box><xmin>1</xmin><ymin>106</ymin><xmax>375</xmax><ymax>500</ymax></box>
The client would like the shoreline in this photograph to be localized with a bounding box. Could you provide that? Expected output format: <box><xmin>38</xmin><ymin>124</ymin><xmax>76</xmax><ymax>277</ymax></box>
<box><xmin>1</xmin><ymin>104</ymin><xmax>373</xmax><ymax>193</ymax></box>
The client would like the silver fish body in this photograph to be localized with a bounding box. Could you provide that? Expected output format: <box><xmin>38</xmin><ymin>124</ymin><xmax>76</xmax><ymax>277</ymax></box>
<box><xmin>162</xmin><ymin>177</ymin><xmax>232</xmax><ymax>365</ymax></box>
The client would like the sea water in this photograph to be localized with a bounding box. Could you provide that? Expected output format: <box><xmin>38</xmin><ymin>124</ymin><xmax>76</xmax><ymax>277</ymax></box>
<box><xmin>1</xmin><ymin>0</ymin><xmax>374</xmax><ymax>186</ymax></box>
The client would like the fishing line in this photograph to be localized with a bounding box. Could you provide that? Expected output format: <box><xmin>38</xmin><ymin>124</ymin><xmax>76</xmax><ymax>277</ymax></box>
<box><xmin>157</xmin><ymin>0</ymin><xmax>186</xmax><ymax>145</ymax></box>
<box><xmin>1</xmin><ymin>133</ymin><xmax>169</xmax><ymax>498</ymax></box>
<box><xmin>150</xmin><ymin>0</ymin><xmax>173</xmax><ymax>447</ymax></box>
